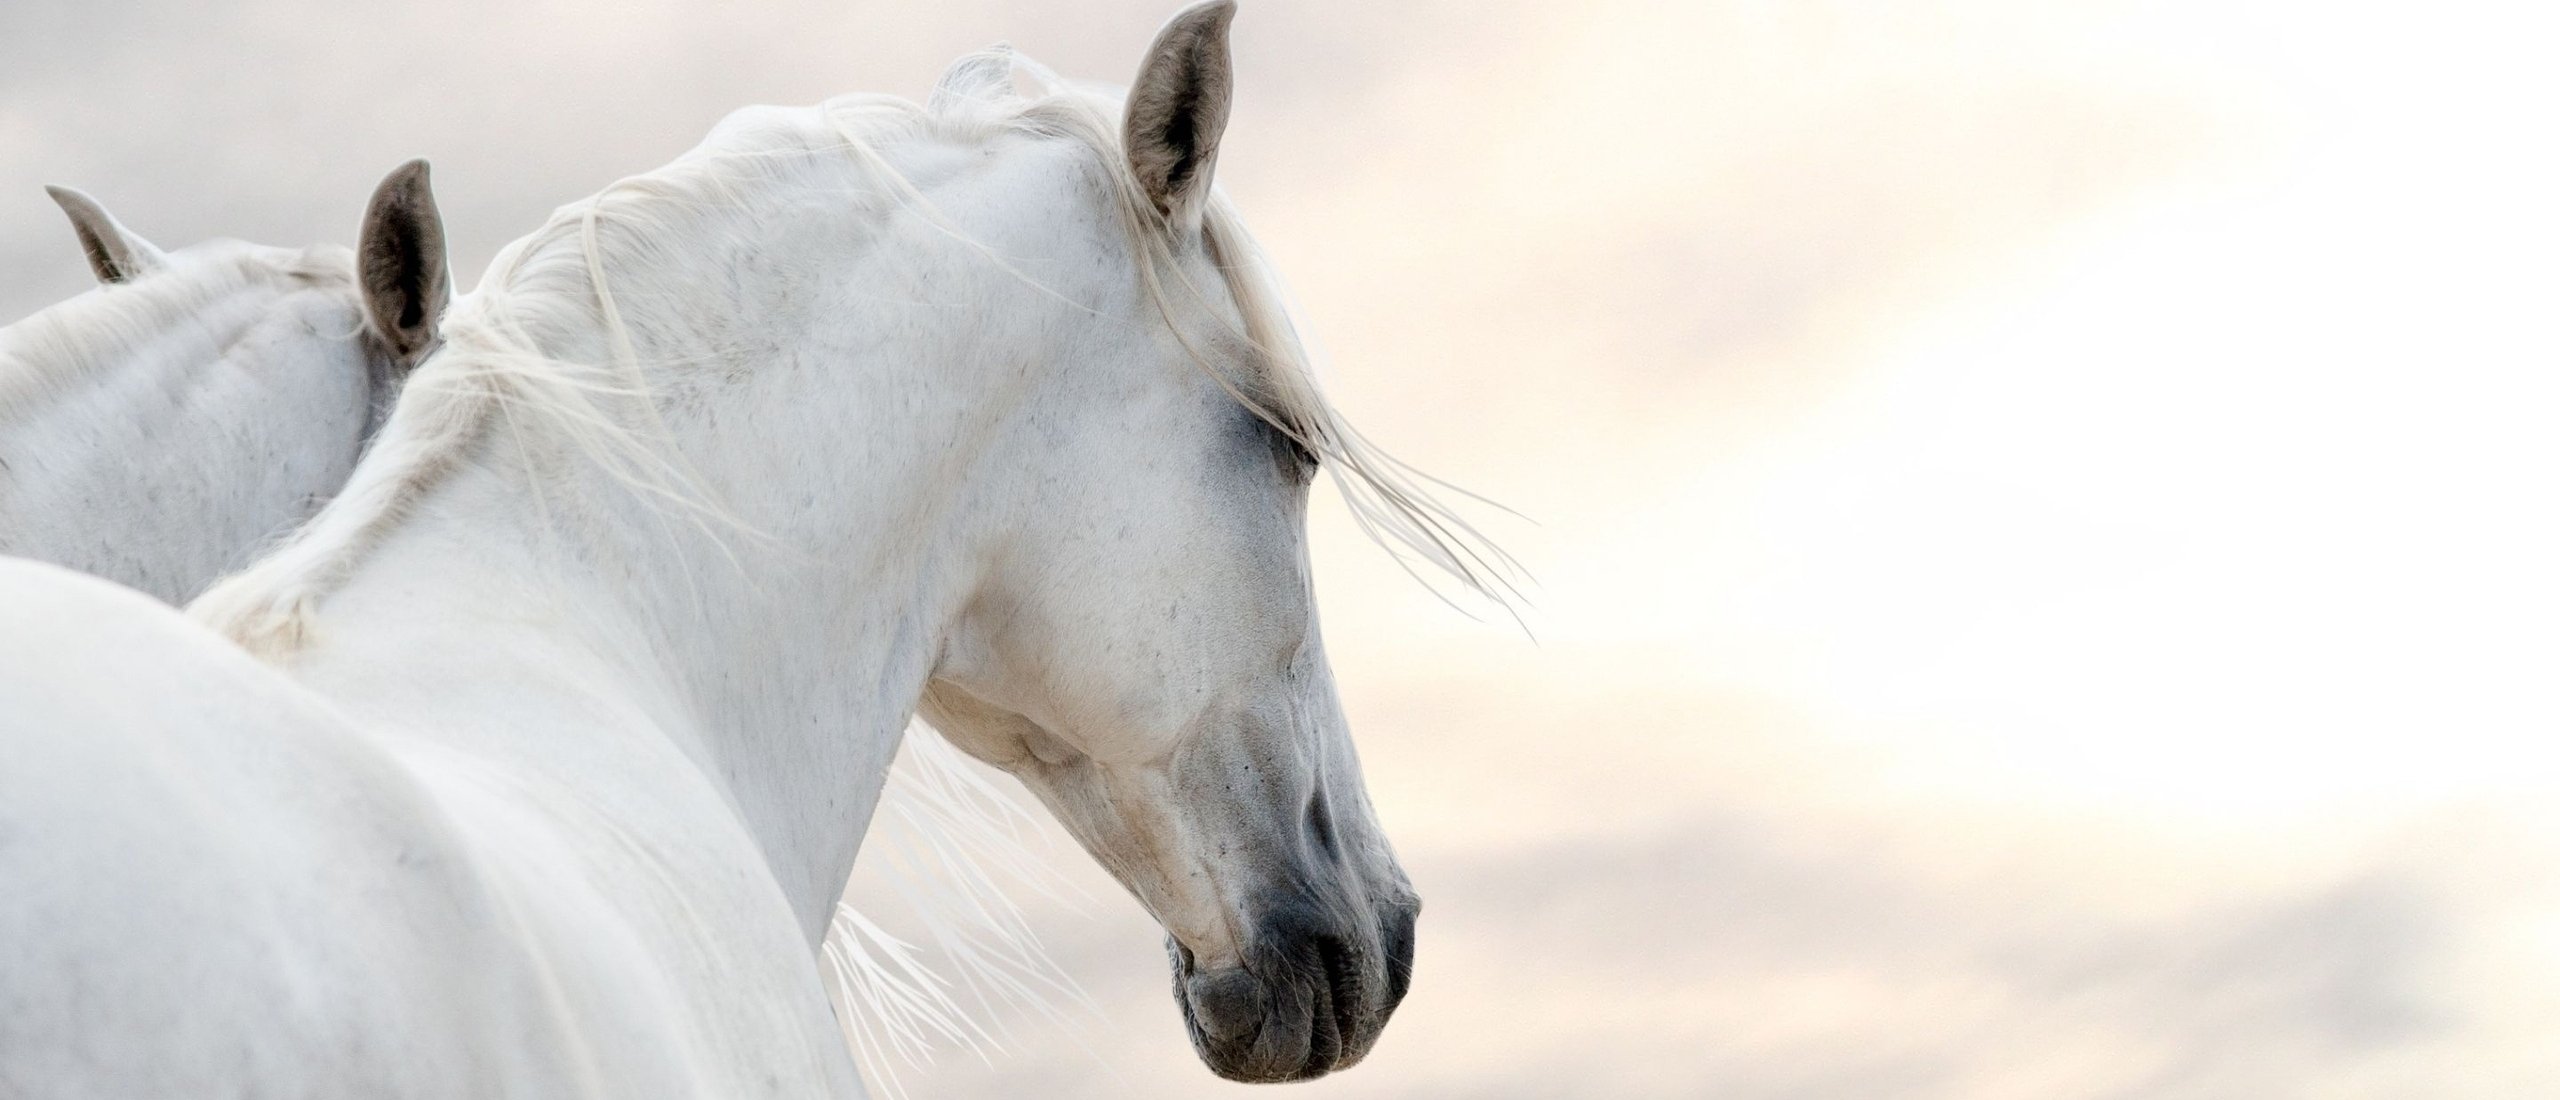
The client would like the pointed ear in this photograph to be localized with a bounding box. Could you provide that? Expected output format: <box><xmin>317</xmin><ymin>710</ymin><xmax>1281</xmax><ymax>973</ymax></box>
<box><xmin>1122</xmin><ymin>0</ymin><xmax>1237</xmax><ymax>231</ymax></box>
<box><xmin>45</xmin><ymin>185</ymin><xmax>166</xmax><ymax>284</ymax></box>
<box><xmin>929</xmin><ymin>44</ymin><xmax>1016</xmax><ymax>113</ymax></box>
<box><xmin>356</xmin><ymin>158</ymin><xmax>449</xmax><ymax>365</ymax></box>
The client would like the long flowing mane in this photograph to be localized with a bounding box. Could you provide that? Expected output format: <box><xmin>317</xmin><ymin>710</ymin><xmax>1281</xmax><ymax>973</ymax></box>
<box><xmin>195</xmin><ymin>50</ymin><xmax>1514</xmax><ymax>653</ymax></box>
<box><xmin>0</xmin><ymin>243</ymin><xmax>354</xmax><ymax>423</ymax></box>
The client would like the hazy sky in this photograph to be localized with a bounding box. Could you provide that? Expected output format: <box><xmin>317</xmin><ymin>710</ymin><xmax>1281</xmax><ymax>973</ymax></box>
<box><xmin>7</xmin><ymin>1</ymin><xmax>2557</xmax><ymax>1096</ymax></box>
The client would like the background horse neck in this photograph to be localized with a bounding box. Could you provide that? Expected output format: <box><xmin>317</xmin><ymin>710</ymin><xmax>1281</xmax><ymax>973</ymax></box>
<box><xmin>0</xmin><ymin>263</ymin><xmax>373</xmax><ymax>603</ymax></box>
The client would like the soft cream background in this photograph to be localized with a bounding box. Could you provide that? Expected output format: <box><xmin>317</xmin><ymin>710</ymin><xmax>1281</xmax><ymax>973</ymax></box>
<box><xmin>6</xmin><ymin>1</ymin><xmax>2556</xmax><ymax>1095</ymax></box>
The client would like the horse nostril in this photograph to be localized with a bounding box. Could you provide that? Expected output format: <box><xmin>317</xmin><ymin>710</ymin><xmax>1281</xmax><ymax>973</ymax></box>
<box><xmin>1184</xmin><ymin>969</ymin><xmax>1267</xmax><ymax>1045</ymax></box>
<box><xmin>1311</xmin><ymin>935</ymin><xmax>1361</xmax><ymax>1069</ymax></box>
<box><xmin>1305</xmin><ymin>789</ymin><xmax>1340</xmax><ymax>861</ymax></box>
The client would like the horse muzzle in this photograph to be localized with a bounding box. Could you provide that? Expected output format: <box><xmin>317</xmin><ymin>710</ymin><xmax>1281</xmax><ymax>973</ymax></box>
<box><xmin>1169</xmin><ymin>893</ymin><xmax>1419</xmax><ymax>1082</ymax></box>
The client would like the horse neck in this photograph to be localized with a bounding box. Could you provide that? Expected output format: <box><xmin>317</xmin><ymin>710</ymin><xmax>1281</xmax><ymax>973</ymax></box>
<box><xmin>0</xmin><ymin>279</ymin><xmax>373</xmax><ymax>603</ymax></box>
<box><xmin>285</xmin><ymin>257</ymin><xmax>1061</xmax><ymax>943</ymax></box>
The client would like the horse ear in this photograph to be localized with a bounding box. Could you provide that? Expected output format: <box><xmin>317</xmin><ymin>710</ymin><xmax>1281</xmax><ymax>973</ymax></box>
<box><xmin>1122</xmin><ymin>0</ymin><xmax>1237</xmax><ymax>231</ymax></box>
<box><xmin>929</xmin><ymin>44</ymin><xmax>1015</xmax><ymax>113</ymax></box>
<box><xmin>356</xmin><ymin>159</ymin><xmax>450</xmax><ymax>366</ymax></box>
<box><xmin>44</xmin><ymin>185</ymin><xmax>166</xmax><ymax>284</ymax></box>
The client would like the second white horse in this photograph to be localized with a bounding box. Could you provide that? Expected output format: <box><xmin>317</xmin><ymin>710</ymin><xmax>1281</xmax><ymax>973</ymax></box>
<box><xmin>0</xmin><ymin>161</ymin><xmax>446</xmax><ymax>603</ymax></box>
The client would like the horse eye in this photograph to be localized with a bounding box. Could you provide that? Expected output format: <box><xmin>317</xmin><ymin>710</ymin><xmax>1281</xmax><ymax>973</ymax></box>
<box><xmin>1244</xmin><ymin>408</ymin><xmax>1318</xmax><ymax>481</ymax></box>
<box><xmin>1269</xmin><ymin>425</ymin><xmax>1318</xmax><ymax>482</ymax></box>
<box><xmin>1284</xmin><ymin>435</ymin><xmax>1318</xmax><ymax>476</ymax></box>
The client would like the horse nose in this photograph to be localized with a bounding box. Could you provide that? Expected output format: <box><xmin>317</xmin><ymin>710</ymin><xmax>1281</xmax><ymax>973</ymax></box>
<box><xmin>1183</xmin><ymin>967</ymin><xmax>1267</xmax><ymax>1046</ymax></box>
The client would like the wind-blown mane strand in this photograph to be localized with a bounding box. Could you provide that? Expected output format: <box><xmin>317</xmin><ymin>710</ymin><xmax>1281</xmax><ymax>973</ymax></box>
<box><xmin>804</xmin><ymin>50</ymin><xmax>1525</xmax><ymax>612</ymax></box>
<box><xmin>1002</xmin><ymin>51</ymin><xmax>1526</xmax><ymax>611</ymax></box>
<box><xmin>196</xmin><ymin>46</ymin><xmax>1519</xmax><ymax>655</ymax></box>
<box><xmin>192</xmin><ymin>186</ymin><xmax>769</xmax><ymax>651</ymax></box>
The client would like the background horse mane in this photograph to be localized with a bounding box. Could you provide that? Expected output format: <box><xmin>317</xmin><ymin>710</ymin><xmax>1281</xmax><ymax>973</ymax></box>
<box><xmin>0</xmin><ymin>242</ymin><xmax>354</xmax><ymax>422</ymax></box>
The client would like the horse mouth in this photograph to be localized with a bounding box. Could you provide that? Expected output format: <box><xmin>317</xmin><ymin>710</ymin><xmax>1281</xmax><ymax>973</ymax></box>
<box><xmin>1313</xmin><ymin>934</ymin><xmax>1363</xmax><ymax>1070</ymax></box>
<box><xmin>1169</xmin><ymin>932</ymin><xmax>1379</xmax><ymax>1083</ymax></box>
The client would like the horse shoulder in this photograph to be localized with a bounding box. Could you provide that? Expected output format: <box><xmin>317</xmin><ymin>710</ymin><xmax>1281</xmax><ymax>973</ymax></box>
<box><xmin>0</xmin><ymin>560</ymin><xmax>584</xmax><ymax>1097</ymax></box>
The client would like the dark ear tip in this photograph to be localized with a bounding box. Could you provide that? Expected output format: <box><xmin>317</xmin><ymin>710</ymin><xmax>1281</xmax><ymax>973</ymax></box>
<box><xmin>377</xmin><ymin>158</ymin><xmax>433</xmax><ymax>199</ymax></box>
<box><xmin>1177</xmin><ymin>0</ymin><xmax>1238</xmax><ymax>35</ymax></box>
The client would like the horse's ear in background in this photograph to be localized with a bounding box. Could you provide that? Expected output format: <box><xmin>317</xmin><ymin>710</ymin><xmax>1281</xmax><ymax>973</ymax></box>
<box><xmin>1122</xmin><ymin>0</ymin><xmax>1237</xmax><ymax>232</ymax></box>
<box><xmin>929</xmin><ymin>43</ymin><xmax>1016</xmax><ymax>113</ymax></box>
<box><xmin>44</xmin><ymin>186</ymin><xmax>166</xmax><ymax>284</ymax></box>
<box><xmin>357</xmin><ymin>158</ymin><xmax>449</xmax><ymax>367</ymax></box>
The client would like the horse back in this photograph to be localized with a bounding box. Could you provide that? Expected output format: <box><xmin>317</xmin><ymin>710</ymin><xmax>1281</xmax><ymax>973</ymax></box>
<box><xmin>0</xmin><ymin>560</ymin><xmax>581</xmax><ymax>1098</ymax></box>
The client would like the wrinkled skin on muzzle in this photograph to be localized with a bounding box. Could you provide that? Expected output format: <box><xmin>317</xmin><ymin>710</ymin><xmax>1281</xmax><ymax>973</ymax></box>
<box><xmin>1172</xmin><ymin>888</ymin><xmax>1419</xmax><ymax>1081</ymax></box>
<box><xmin>924</xmin><ymin>671</ymin><xmax>1422</xmax><ymax>1084</ymax></box>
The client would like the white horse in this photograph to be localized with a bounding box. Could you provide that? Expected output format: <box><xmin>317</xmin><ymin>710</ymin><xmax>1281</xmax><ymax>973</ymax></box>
<box><xmin>0</xmin><ymin>4</ymin><xmax>1505</xmax><ymax>1094</ymax></box>
<box><xmin>1</xmin><ymin>125</ymin><xmax>1052</xmax><ymax>1096</ymax></box>
<box><xmin>0</xmin><ymin>162</ymin><xmax>448</xmax><ymax>603</ymax></box>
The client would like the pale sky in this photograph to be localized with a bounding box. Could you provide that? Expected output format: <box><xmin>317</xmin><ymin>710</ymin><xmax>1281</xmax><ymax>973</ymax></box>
<box><xmin>6</xmin><ymin>1</ymin><xmax>2557</xmax><ymax>1096</ymax></box>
